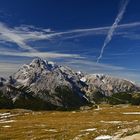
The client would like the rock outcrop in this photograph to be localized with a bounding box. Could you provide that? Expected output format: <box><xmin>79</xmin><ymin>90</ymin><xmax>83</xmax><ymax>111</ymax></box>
<box><xmin>0</xmin><ymin>58</ymin><xmax>88</xmax><ymax>110</ymax></box>
<box><xmin>82</xmin><ymin>74</ymin><xmax>139</xmax><ymax>103</ymax></box>
<box><xmin>0</xmin><ymin>58</ymin><xmax>139</xmax><ymax>110</ymax></box>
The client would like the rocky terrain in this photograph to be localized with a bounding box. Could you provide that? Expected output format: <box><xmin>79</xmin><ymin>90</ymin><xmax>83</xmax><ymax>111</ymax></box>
<box><xmin>0</xmin><ymin>58</ymin><xmax>139</xmax><ymax>110</ymax></box>
<box><xmin>84</xmin><ymin>74</ymin><xmax>138</xmax><ymax>96</ymax></box>
<box><xmin>82</xmin><ymin>74</ymin><xmax>140</xmax><ymax>104</ymax></box>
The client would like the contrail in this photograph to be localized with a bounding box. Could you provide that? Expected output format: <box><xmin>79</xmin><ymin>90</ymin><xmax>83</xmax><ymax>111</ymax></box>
<box><xmin>97</xmin><ymin>0</ymin><xmax>130</xmax><ymax>63</ymax></box>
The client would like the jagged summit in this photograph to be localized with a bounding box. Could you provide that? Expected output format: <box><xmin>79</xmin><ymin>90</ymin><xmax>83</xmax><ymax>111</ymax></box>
<box><xmin>84</xmin><ymin>74</ymin><xmax>138</xmax><ymax>96</ymax></box>
<box><xmin>9</xmin><ymin>58</ymin><xmax>87</xmax><ymax>109</ymax></box>
<box><xmin>23</xmin><ymin>57</ymin><xmax>58</xmax><ymax>71</ymax></box>
<box><xmin>10</xmin><ymin>58</ymin><xmax>140</xmax><ymax>96</ymax></box>
<box><xmin>13</xmin><ymin>58</ymin><xmax>82</xmax><ymax>87</ymax></box>
<box><xmin>0</xmin><ymin>58</ymin><xmax>139</xmax><ymax>110</ymax></box>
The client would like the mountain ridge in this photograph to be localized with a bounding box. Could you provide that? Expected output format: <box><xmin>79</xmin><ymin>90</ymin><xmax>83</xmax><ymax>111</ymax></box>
<box><xmin>0</xmin><ymin>58</ymin><xmax>139</xmax><ymax>110</ymax></box>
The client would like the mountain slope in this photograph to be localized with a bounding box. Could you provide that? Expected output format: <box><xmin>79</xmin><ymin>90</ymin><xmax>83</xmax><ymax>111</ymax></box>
<box><xmin>84</xmin><ymin>74</ymin><xmax>138</xmax><ymax>95</ymax></box>
<box><xmin>11</xmin><ymin>58</ymin><xmax>88</xmax><ymax>109</ymax></box>
<box><xmin>0</xmin><ymin>58</ymin><xmax>139</xmax><ymax>110</ymax></box>
<box><xmin>82</xmin><ymin>74</ymin><xmax>139</xmax><ymax>103</ymax></box>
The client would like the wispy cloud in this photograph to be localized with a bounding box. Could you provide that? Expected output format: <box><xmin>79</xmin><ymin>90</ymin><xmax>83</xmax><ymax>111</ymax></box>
<box><xmin>0</xmin><ymin>62</ymin><xmax>21</xmax><ymax>77</ymax></box>
<box><xmin>66</xmin><ymin>59</ymin><xmax>125</xmax><ymax>71</ymax></box>
<box><xmin>122</xmin><ymin>33</ymin><xmax>140</xmax><ymax>40</ymax></box>
<box><xmin>97</xmin><ymin>0</ymin><xmax>130</xmax><ymax>63</ymax></box>
<box><xmin>0</xmin><ymin>20</ymin><xmax>140</xmax><ymax>83</ymax></box>
<box><xmin>0</xmin><ymin>50</ymin><xmax>82</xmax><ymax>59</ymax></box>
<box><xmin>0</xmin><ymin>21</ymin><xmax>140</xmax><ymax>53</ymax></box>
<box><xmin>0</xmin><ymin>22</ymin><xmax>37</xmax><ymax>52</ymax></box>
<box><xmin>64</xmin><ymin>59</ymin><xmax>140</xmax><ymax>84</ymax></box>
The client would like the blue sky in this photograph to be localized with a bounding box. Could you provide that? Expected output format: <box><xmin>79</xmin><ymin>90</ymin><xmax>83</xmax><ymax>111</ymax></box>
<box><xmin>0</xmin><ymin>0</ymin><xmax>140</xmax><ymax>83</ymax></box>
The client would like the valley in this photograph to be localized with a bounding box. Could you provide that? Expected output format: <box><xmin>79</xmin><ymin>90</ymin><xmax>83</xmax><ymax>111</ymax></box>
<box><xmin>0</xmin><ymin>104</ymin><xmax>140</xmax><ymax>140</ymax></box>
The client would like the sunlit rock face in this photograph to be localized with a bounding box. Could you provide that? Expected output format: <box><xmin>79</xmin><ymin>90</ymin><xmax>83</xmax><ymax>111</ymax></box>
<box><xmin>0</xmin><ymin>58</ymin><xmax>87</xmax><ymax>109</ymax></box>
<box><xmin>81</xmin><ymin>74</ymin><xmax>139</xmax><ymax>103</ymax></box>
<box><xmin>0</xmin><ymin>58</ymin><xmax>139</xmax><ymax>110</ymax></box>
<box><xmin>83</xmin><ymin>74</ymin><xmax>138</xmax><ymax>96</ymax></box>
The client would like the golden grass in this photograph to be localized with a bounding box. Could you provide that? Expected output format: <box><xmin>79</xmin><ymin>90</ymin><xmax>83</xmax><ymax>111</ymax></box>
<box><xmin>0</xmin><ymin>104</ymin><xmax>140</xmax><ymax>140</ymax></box>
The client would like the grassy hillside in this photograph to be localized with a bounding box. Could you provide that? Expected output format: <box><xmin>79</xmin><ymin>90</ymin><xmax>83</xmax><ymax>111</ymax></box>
<box><xmin>0</xmin><ymin>105</ymin><xmax>140</xmax><ymax>139</ymax></box>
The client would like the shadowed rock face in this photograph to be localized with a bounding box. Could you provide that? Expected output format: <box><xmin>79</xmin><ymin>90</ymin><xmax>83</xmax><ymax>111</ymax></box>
<box><xmin>0</xmin><ymin>58</ymin><xmax>139</xmax><ymax>110</ymax></box>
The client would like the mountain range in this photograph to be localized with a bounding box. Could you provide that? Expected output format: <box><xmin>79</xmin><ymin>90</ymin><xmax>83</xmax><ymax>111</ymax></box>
<box><xmin>0</xmin><ymin>58</ymin><xmax>139</xmax><ymax>110</ymax></box>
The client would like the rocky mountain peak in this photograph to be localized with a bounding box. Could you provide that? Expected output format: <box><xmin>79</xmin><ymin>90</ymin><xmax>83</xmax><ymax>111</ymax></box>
<box><xmin>84</xmin><ymin>74</ymin><xmax>138</xmax><ymax>96</ymax></box>
<box><xmin>29</xmin><ymin>57</ymin><xmax>58</xmax><ymax>71</ymax></box>
<box><xmin>12</xmin><ymin>58</ymin><xmax>85</xmax><ymax>95</ymax></box>
<box><xmin>0</xmin><ymin>58</ymin><xmax>140</xmax><ymax>110</ymax></box>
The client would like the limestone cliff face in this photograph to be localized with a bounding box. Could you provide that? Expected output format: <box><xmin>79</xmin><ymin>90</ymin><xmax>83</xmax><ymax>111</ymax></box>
<box><xmin>0</xmin><ymin>58</ymin><xmax>87</xmax><ymax>109</ymax></box>
<box><xmin>0</xmin><ymin>58</ymin><xmax>139</xmax><ymax>110</ymax></box>
<box><xmin>82</xmin><ymin>74</ymin><xmax>139</xmax><ymax>103</ymax></box>
<box><xmin>13</xmin><ymin>58</ymin><xmax>84</xmax><ymax>94</ymax></box>
<box><xmin>83</xmin><ymin>74</ymin><xmax>138</xmax><ymax>96</ymax></box>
